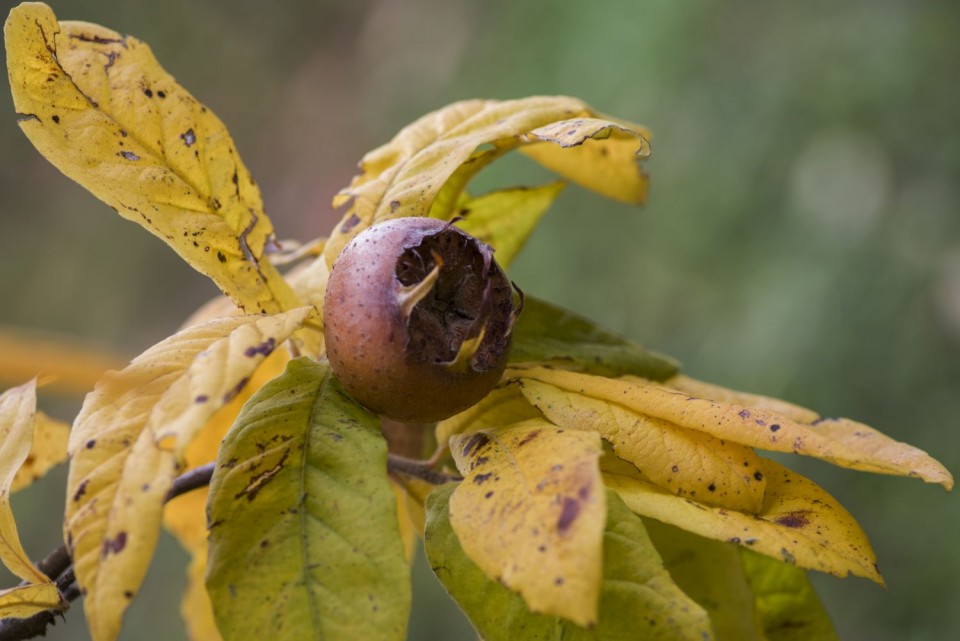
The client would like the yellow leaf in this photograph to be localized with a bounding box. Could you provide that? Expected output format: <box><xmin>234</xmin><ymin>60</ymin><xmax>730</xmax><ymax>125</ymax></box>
<box><xmin>605</xmin><ymin>458</ymin><xmax>884</xmax><ymax>584</ymax></box>
<box><xmin>287</xmin><ymin>254</ymin><xmax>331</xmax><ymax>308</ymax></box>
<box><xmin>11</xmin><ymin>411</ymin><xmax>69</xmax><ymax>492</ymax></box>
<box><xmin>181</xmin><ymin>544</ymin><xmax>223</xmax><ymax>641</ymax></box>
<box><xmin>435</xmin><ymin>384</ymin><xmax>541</xmax><ymax>448</ymax></box>
<box><xmin>391</xmin><ymin>474</ymin><xmax>434</xmax><ymax>545</ymax></box>
<box><xmin>519</xmin><ymin>377</ymin><xmax>767</xmax><ymax>513</ymax></box>
<box><xmin>663</xmin><ymin>375</ymin><xmax>820</xmax><ymax>424</ymax></box>
<box><xmin>515</xmin><ymin>367</ymin><xmax>954</xmax><ymax>490</ymax></box>
<box><xmin>391</xmin><ymin>482</ymin><xmax>418</xmax><ymax>563</ymax></box>
<box><xmin>322</xmin><ymin>96</ymin><xmax>651</xmax><ymax>264</ymax></box>
<box><xmin>455</xmin><ymin>182</ymin><xmax>566</xmax><ymax>269</ymax></box>
<box><xmin>519</xmin><ymin>117</ymin><xmax>651</xmax><ymax>204</ymax></box>
<box><xmin>65</xmin><ymin>309</ymin><xmax>310</xmax><ymax>641</ymax></box>
<box><xmin>449</xmin><ymin>419</ymin><xmax>605</xmax><ymax>627</ymax></box>
<box><xmin>0</xmin><ymin>583</ymin><xmax>64</xmax><ymax>620</ymax></box>
<box><xmin>0</xmin><ymin>326</ymin><xmax>127</xmax><ymax>396</ymax></box>
<box><xmin>0</xmin><ymin>380</ymin><xmax>49</xmax><ymax>584</ymax></box>
<box><xmin>5</xmin><ymin>3</ymin><xmax>300</xmax><ymax>315</ymax></box>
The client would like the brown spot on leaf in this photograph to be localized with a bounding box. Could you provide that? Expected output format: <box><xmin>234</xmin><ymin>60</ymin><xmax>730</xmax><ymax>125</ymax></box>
<box><xmin>774</xmin><ymin>510</ymin><xmax>811</xmax><ymax>529</ymax></box>
<box><xmin>770</xmin><ymin>424</ymin><xmax>781</xmax><ymax>432</ymax></box>
<box><xmin>390</xmin><ymin>200</ymin><xmax>401</xmax><ymax>212</ymax></box>
<box><xmin>118</xmin><ymin>151</ymin><xmax>140</xmax><ymax>161</ymax></box>
<box><xmin>102</xmin><ymin>532</ymin><xmax>128</xmax><ymax>556</ymax></box>
<box><xmin>461</xmin><ymin>432</ymin><xmax>490</xmax><ymax>457</ymax></box>
<box><xmin>15</xmin><ymin>112</ymin><xmax>40</xmax><ymax>122</ymax></box>
<box><xmin>123</xmin><ymin>590</ymin><xmax>134</xmax><ymax>599</ymax></box>
<box><xmin>73</xmin><ymin>480</ymin><xmax>88</xmax><ymax>502</ymax></box>
<box><xmin>243</xmin><ymin>338</ymin><xmax>276</xmax><ymax>358</ymax></box>
<box><xmin>557</xmin><ymin>497</ymin><xmax>581</xmax><ymax>533</ymax></box>
<box><xmin>738</xmin><ymin>409</ymin><xmax>751</xmax><ymax>419</ymax></box>
<box><xmin>517</xmin><ymin>430</ymin><xmax>541</xmax><ymax>447</ymax></box>
<box><xmin>708</xmin><ymin>483</ymin><xmax>716</xmax><ymax>492</ymax></box>
<box><xmin>223</xmin><ymin>377</ymin><xmax>250</xmax><ymax>404</ymax></box>
<box><xmin>195</xmin><ymin>395</ymin><xmax>209</xmax><ymax>404</ymax></box>
<box><xmin>340</xmin><ymin>214</ymin><xmax>361</xmax><ymax>233</ymax></box>
<box><xmin>235</xmin><ymin>450</ymin><xmax>289</xmax><ymax>502</ymax></box>
<box><xmin>181</xmin><ymin>128</ymin><xmax>196</xmax><ymax>147</ymax></box>
<box><xmin>144</xmin><ymin>88</ymin><xmax>153</xmax><ymax>98</ymax></box>
<box><xmin>473</xmin><ymin>472</ymin><xmax>493</xmax><ymax>485</ymax></box>
<box><xmin>85</xmin><ymin>439</ymin><xmax>96</xmax><ymax>449</ymax></box>
<box><xmin>52</xmin><ymin>115</ymin><xmax>60</xmax><ymax>124</ymax></box>
<box><xmin>754</xmin><ymin>471</ymin><xmax>764</xmax><ymax>481</ymax></box>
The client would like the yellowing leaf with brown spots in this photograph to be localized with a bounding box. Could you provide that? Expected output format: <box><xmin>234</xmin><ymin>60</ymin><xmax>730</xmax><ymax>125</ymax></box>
<box><xmin>65</xmin><ymin>308</ymin><xmax>311</xmax><ymax>641</ymax></box>
<box><xmin>0</xmin><ymin>583</ymin><xmax>65</xmax><ymax>620</ymax></box>
<box><xmin>455</xmin><ymin>182</ymin><xmax>565</xmax><ymax>270</ymax></box>
<box><xmin>519</xmin><ymin>377</ymin><xmax>767</xmax><ymax>513</ymax></box>
<box><xmin>605</xmin><ymin>458</ymin><xmax>883</xmax><ymax>584</ymax></box>
<box><xmin>5</xmin><ymin>3</ymin><xmax>299</xmax><ymax>315</ymax></box>
<box><xmin>323</xmin><ymin>96</ymin><xmax>651</xmax><ymax>264</ymax></box>
<box><xmin>11</xmin><ymin>411</ymin><xmax>69</xmax><ymax>492</ymax></box>
<box><xmin>435</xmin><ymin>384</ymin><xmax>542</xmax><ymax>447</ymax></box>
<box><xmin>206</xmin><ymin>358</ymin><xmax>410</xmax><ymax>641</ymax></box>
<box><xmin>448</xmin><ymin>419</ymin><xmax>605</xmax><ymax>627</ymax></box>
<box><xmin>426</xmin><ymin>484</ymin><xmax>713</xmax><ymax>641</ymax></box>
<box><xmin>515</xmin><ymin>367</ymin><xmax>953</xmax><ymax>490</ymax></box>
<box><xmin>519</xmin><ymin>117</ymin><xmax>652</xmax><ymax>204</ymax></box>
<box><xmin>663</xmin><ymin>375</ymin><xmax>820</xmax><ymax>424</ymax></box>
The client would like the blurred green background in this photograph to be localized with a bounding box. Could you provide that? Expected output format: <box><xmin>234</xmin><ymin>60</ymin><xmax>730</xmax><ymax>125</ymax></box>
<box><xmin>2</xmin><ymin>0</ymin><xmax>958</xmax><ymax>639</ymax></box>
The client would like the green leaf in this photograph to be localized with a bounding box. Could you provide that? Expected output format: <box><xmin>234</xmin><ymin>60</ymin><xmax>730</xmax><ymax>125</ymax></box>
<box><xmin>509</xmin><ymin>297</ymin><xmax>680</xmax><ymax>380</ymax></box>
<box><xmin>644</xmin><ymin>520</ymin><xmax>762</xmax><ymax>641</ymax></box>
<box><xmin>425</xmin><ymin>485</ymin><xmax>713</xmax><ymax>641</ymax></box>
<box><xmin>206</xmin><ymin>357</ymin><xmax>410</xmax><ymax>641</ymax></box>
<box><xmin>741</xmin><ymin>548</ymin><xmax>839</xmax><ymax>641</ymax></box>
<box><xmin>646</xmin><ymin>519</ymin><xmax>839</xmax><ymax>641</ymax></box>
<box><xmin>455</xmin><ymin>182</ymin><xmax>566</xmax><ymax>270</ymax></box>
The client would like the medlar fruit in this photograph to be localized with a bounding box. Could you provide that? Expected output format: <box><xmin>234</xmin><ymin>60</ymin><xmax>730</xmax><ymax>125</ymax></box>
<box><xmin>323</xmin><ymin>218</ymin><xmax>519</xmax><ymax>422</ymax></box>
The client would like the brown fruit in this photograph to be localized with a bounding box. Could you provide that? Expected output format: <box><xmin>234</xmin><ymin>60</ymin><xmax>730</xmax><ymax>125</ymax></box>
<box><xmin>323</xmin><ymin>218</ymin><xmax>519</xmax><ymax>422</ymax></box>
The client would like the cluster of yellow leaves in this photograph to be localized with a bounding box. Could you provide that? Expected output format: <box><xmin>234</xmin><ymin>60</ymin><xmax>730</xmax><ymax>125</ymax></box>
<box><xmin>424</xmin><ymin>360</ymin><xmax>952</xmax><ymax>632</ymax></box>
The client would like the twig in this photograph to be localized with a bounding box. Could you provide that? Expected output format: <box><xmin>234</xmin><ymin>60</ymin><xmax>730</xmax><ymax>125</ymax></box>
<box><xmin>387</xmin><ymin>453</ymin><xmax>461</xmax><ymax>485</ymax></box>
<box><xmin>0</xmin><ymin>463</ymin><xmax>216</xmax><ymax>641</ymax></box>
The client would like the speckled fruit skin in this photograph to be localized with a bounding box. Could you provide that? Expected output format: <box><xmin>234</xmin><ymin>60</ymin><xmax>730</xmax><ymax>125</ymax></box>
<box><xmin>323</xmin><ymin>218</ymin><xmax>515</xmax><ymax>422</ymax></box>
